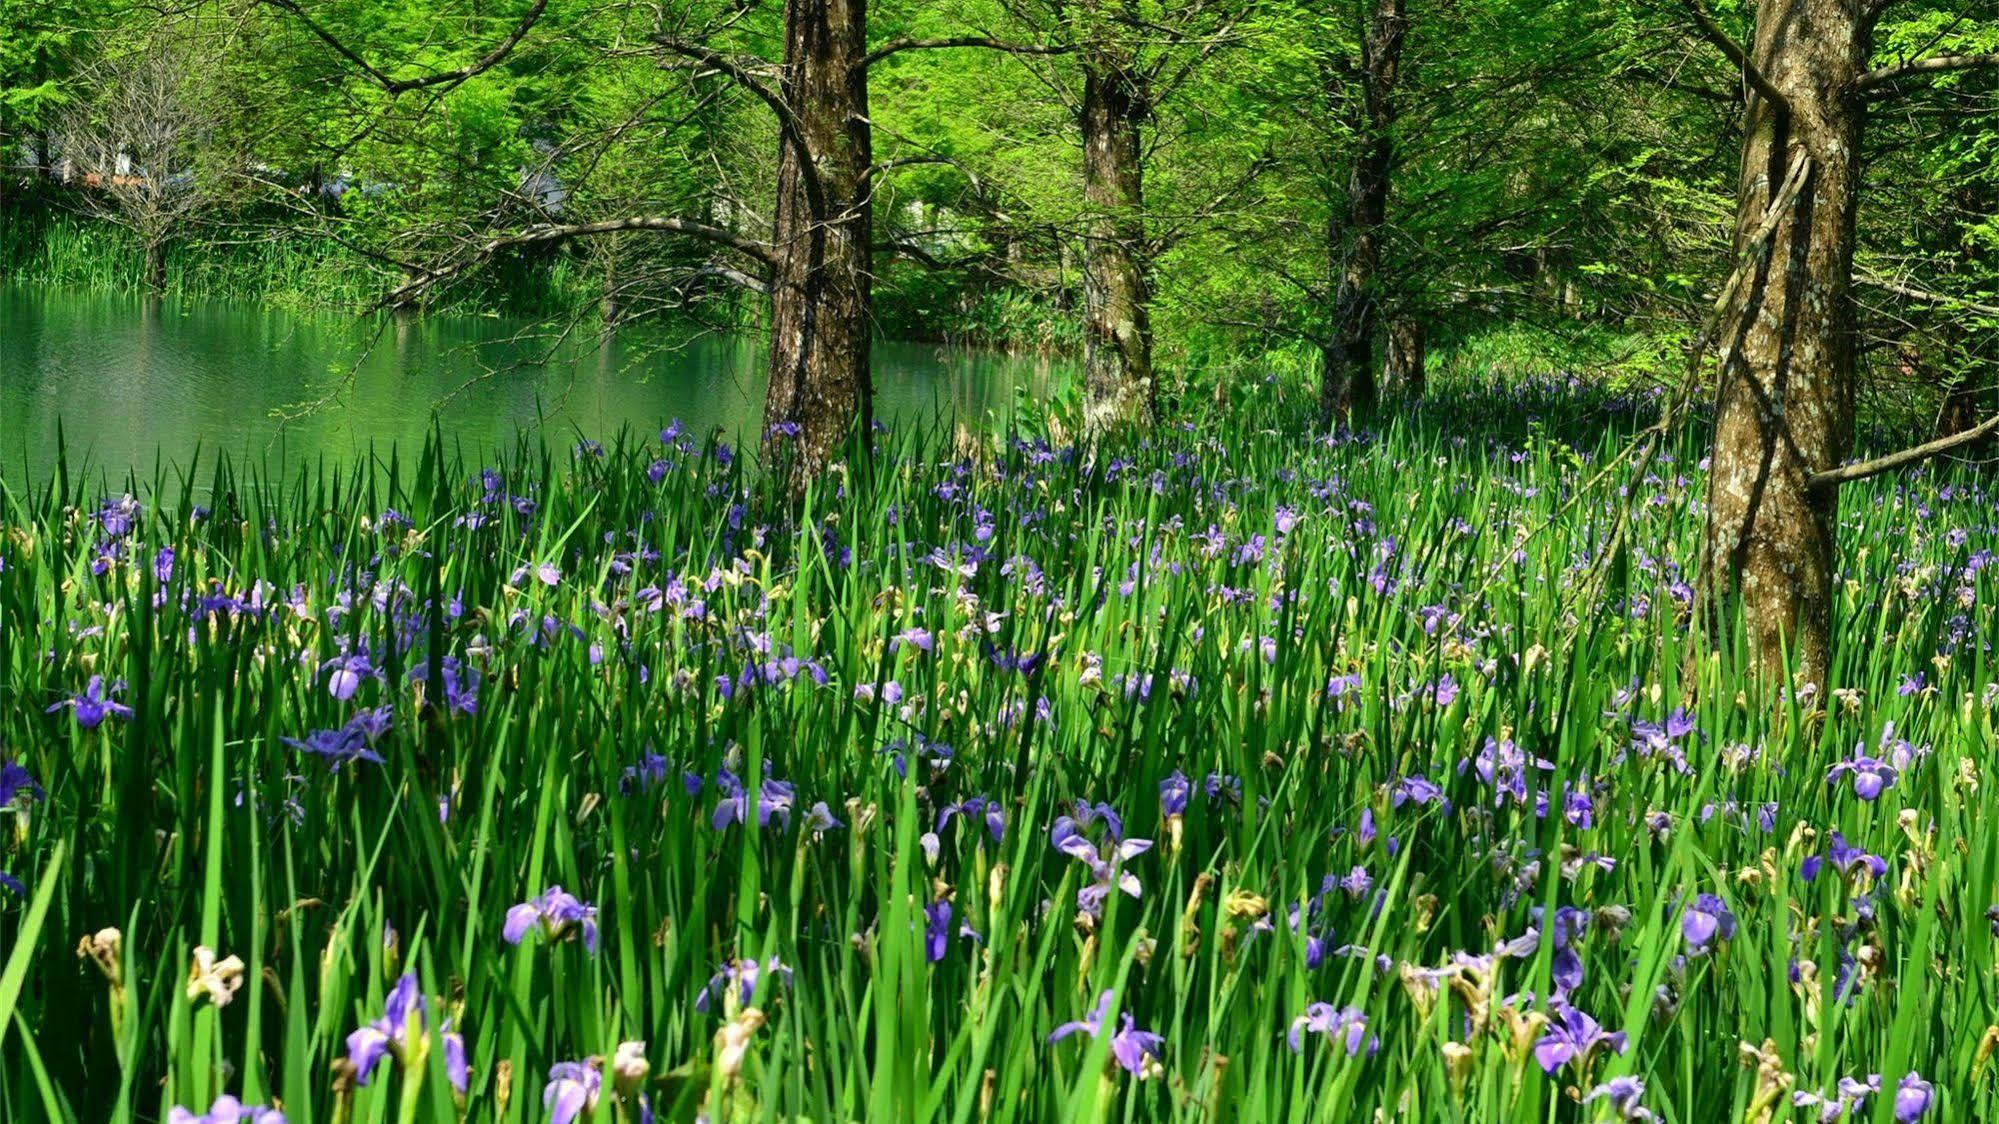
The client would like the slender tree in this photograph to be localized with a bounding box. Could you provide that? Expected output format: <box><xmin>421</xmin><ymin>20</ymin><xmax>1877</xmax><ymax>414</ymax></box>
<box><xmin>1320</xmin><ymin>0</ymin><xmax>1408</xmax><ymax>423</ymax></box>
<box><xmin>986</xmin><ymin>0</ymin><xmax>1261</xmax><ymax>436</ymax></box>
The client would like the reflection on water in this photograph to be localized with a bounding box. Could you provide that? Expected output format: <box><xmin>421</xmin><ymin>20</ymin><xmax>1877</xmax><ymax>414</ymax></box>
<box><xmin>0</xmin><ymin>286</ymin><xmax>1068</xmax><ymax>480</ymax></box>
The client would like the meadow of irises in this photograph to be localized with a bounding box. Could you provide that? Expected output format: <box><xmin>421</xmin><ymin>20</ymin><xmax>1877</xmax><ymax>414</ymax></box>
<box><xmin>3</xmin><ymin>379</ymin><xmax>1996</xmax><ymax>1124</ymax></box>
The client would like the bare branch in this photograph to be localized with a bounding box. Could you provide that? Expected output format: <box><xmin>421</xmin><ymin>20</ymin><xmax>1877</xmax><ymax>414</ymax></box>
<box><xmin>379</xmin><ymin>217</ymin><xmax>774</xmax><ymax>309</ymax></box>
<box><xmin>1810</xmin><ymin>414</ymin><xmax>1999</xmax><ymax>489</ymax></box>
<box><xmin>650</xmin><ymin>36</ymin><xmax>795</xmax><ymax>133</ymax></box>
<box><xmin>1857</xmin><ymin>274</ymin><xmax>1999</xmax><ymax>317</ymax></box>
<box><xmin>1671</xmin><ymin>0</ymin><xmax>1792</xmax><ymax>116</ymax></box>
<box><xmin>862</xmin><ymin>37</ymin><xmax>1071</xmax><ymax>69</ymax></box>
<box><xmin>649</xmin><ymin>35</ymin><xmax>824</xmax><ymax>213</ymax></box>
<box><xmin>1858</xmin><ymin>53</ymin><xmax>1999</xmax><ymax>91</ymax></box>
<box><xmin>261</xmin><ymin>0</ymin><xmax>547</xmax><ymax>95</ymax></box>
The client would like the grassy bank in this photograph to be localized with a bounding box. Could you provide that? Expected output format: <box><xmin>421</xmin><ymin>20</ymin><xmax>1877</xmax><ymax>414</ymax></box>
<box><xmin>0</xmin><ymin>205</ymin><xmax>599</xmax><ymax>318</ymax></box>
<box><xmin>0</xmin><ymin>203</ymin><xmax>1081</xmax><ymax>352</ymax></box>
<box><xmin>2</xmin><ymin>380</ymin><xmax>1993</xmax><ymax>1122</ymax></box>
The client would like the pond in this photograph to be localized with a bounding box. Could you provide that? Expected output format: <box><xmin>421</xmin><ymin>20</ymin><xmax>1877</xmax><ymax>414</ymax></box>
<box><xmin>0</xmin><ymin>286</ymin><xmax>1069</xmax><ymax>480</ymax></box>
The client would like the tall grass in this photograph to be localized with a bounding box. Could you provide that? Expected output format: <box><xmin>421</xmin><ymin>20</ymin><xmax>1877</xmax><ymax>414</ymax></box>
<box><xmin>0</xmin><ymin>380</ymin><xmax>1991</xmax><ymax>1123</ymax></box>
<box><xmin>0</xmin><ymin>207</ymin><xmax>597</xmax><ymax>317</ymax></box>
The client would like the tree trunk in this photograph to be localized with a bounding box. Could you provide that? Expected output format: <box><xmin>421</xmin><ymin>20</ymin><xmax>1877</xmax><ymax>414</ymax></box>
<box><xmin>1320</xmin><ymin>0</ymin><xmax>1408</xmax><ymax>426</ymax></box>
<box><xmin>599</xmin><ymin>233</ymin><xmax>621</xmax><ymax>330</ymax></box>
<box><xmin>1079</xmin><ymin>58</ymin><xmax>1155</xmax><ymax>437</ymax></box>
<box><xmin>144</xmin><ymin>237</ymin><xmax>168</xmax><ymax>295</ymax></box>
<box><xmin>763</xmin><ymin>0</ymin><xmax>873</xmax><ymax>488</ymax></box>
<box><xmin>1702</xmin><ymin>0</ymin><xmax>1866</xmax><ymax>692</ymax></box>
<box><xmin>1385</xmin><ymin>315</ymin><xmax>1425</xmax><ymax>397</ymax></box>
<box><xmin>1936</xmin><ymin>373</ymin><xmax>1987</xmax><ymax>441</ymax></box>
<box><xmin>1933</xmin><ymin>183</ymin><xmax>1991</xmax><ymax>443</ymax></box>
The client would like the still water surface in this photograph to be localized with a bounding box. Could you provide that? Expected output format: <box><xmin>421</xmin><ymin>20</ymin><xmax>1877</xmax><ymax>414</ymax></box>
<box><xmin>1</xmin><ymin>287</ymin><xmax>1066</xmax><ymax>479</ymax></box>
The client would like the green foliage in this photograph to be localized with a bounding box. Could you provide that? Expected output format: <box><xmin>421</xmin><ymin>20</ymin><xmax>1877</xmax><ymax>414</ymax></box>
<box><xmin>4</xmin><ymin>0</ymin><xmax>1995</xmax><ymax>387</ymax></box>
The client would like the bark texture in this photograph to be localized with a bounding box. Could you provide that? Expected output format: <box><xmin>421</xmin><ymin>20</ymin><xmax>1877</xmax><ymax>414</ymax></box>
<box><xmin>144</xmin><ymin>238</ymin><xmax>168</xmax><ymax>294</ymax></box>
<box><xmin>1385</xmin><ymin>315</ymin><xmax>1425</xmax><ymax>397</ymax></box>
<box><xmin>1320</xmin><ymin>0</ymin><xmax>1408</xmax><ymax>425</ymax></box>
<box><xmin>764</xmin><ymin>0</ymin><xmax>874</xmax><ymax>488</ymax></box>
<box><xmin>1079</xmin><ymin>57</ymin><xmax>1155</xmax><ymax>437</ymax></box>
<box><xmin>1702</xmin><ymin>0</ymin><xmax>1866</xmax><ymax>691</ymax></box>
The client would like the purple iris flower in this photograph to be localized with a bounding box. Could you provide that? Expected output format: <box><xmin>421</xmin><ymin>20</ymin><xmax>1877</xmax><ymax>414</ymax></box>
<box><xmin>503</xmin><ymin>885</ymin><xmax>601</xmax><ymax>953</ymax></box>
<box><xmin>320</xmin><ymin>652</ymin><xmax>379</xmax><ymax>702</ymax></box>
<box><xmin>1287</xmin><ymin>1003</ymin><xmax>1377</xmax><ymax>1056</ymax></box>
<box><xmin>1325</xmin><ymin>673</ymin><xmax>1363</xmax><ymax>709</ymax></box>
<box><xmin>1826</xmin><ymin>751</ymin><xmax>1898</xmax><ymax>801</ymax></box>
<box><xmin>621</xmin><ymin>752</ymin><xmax>671</xmax><ymax>794</ymax></box>
<box><xmin>891</xmin><ymin>627</ymin><xmax>935</xmax><ymax>654</ymax></box>
<box><xmin>441</xmin><ymin>1021</ymin><xmax>468</xmax><ymax>1093</ymax></box>
<box><xmin>925</xmin><ymin>901</ymin><xmax>954</xmax><ymax>962</ymax></box>
<box><xmin>1585</xmin><ymin>1076</ymin><xmax>1655</xmax><ymax>1121</ymax></box>
<box><xmin>346</xmin><ymin>973</ymin><xmax>428</xmax><ymax>1085</ymax></box>
<box><xmin>0</xmin><ymin>872</ymin><xmax>22</xmax><ymax>896</ymax></box>
<box><xmin>711</xmin><ymin>768</ymin><xmax>796</xmax><ymax>831</ymax></box>
<box><xmin>1896</xmin><ymin>1073</ymin><xmax>1934</xmax><ymax>1120</ymax></box>
<box><xmin>1338</xmin><ymin>866</ymin><xmax>1373</xmax><ymax>899</ymax></box>
<box><xmin>284</xmin><ymin>708</ymin><xmax>390</xmax><ymax>770</ymax></box>
<box><xmin>283</xmin><ymin>725</ymin><xmax>380</xmax><ymax>768</ymax></box>
<box><xmin>1159</xmin><ymin>771</ymin><xmax>1191</xmax><ymax>817</ymax></box>
<box><xmin>167</xmin><ymin>1096</ymin><xmax>286</xmax><ymax>1124</ymax></box>
<box><xmin>544</xmin><ymin>1061</ymin><xmax>601</xmax><ymax>1124</ymax></box>
<box><xmin>803</xmin><ymin>801</ymin><xmax>844</xmax><ymax>836</ymax></box>
<box><xmin>1467</xmin><ymin>737</ymin><xmax>1552</xmax><ymax>808</ymax></box>
<box><xmin>1427</xmin><ymin>674</ymin><xmax>1460</xmax><ymax>707</ymax></box>
<box><xmin>1801</xmin><ymin>833</ymin><xmax>1889</xmax><ymax>884</ymax></box>
<box><xmin>1391</xmin><ymin>774</ymin><xmax>1446</xmax><ymax>809</ymax></box>
<box><xmin>1534</xmin><ymin>905</ymin><xmax>1593</xmax><ymax>1000</ymax></box>
<box><xmin>411</xmin><ymin>657</ymin><xmax>481</xmax><ymax>715</ymax></box>
<box><xmin>47</xmin><ymin>676</ymin><xmax>133</xmax><ymax>729</ymax></box>
<box><xmin>1533</xmin><ymin>1003</ymin><xmax>1628</xmax><ymax>1074</ymax></box>
<box><xmin>1562</xmin><ymin>785</ymin><xmax>1595</xmax><ymax>828</ymax></box>
<box><xmin>1630</xmin><ymin>710</ymin><xmax>1698</xmax><ymax>771</ymax></box>
<box><xmin>938</xmin><ymin>797</ymin><xmax>1005</xmax><ymax>842</ymax></box>
<box><xmin>0</xmin><ymin>761</ymin><xmax>42</xmax><ymax>806</ymax></box>
<box><xmin>1047</xmin><ymin>990</ymin><xmax>1164</xmax><ymax>1078</ymax></box>
<box><xmin>94</xmin><ymin>493</ymin><xmax>141</xmax><ymax>538</ymax></box>
<box><xmin>1050</xmin><ymin>804</ymin><xmax>1151</xmax><ymax>910</ymax></box>
<box><xmin>695</xmin><ymin>956</ymin><xmax>792</xmax><ymax>1014</ymax></box>
<box><xmin>922</xmin><ymin>901</ymin><xmax>981</xmax><ymax>963</ymax></box>
<box><xmin>1794</xmin><ymin>1076</ymin><xmax>1880</xmax><ymax>1122</ymax></box>
<box><xmin>1681</xmin><ymin>893</ymin><xmax>1737</xmax><ymax>954</ymax></box>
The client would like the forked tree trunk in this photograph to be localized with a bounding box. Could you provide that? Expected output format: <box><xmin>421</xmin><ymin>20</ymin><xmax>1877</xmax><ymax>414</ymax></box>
<box><xmin>1320</xmin><ymin>0</ymin><xmax>1408</xmax><ymax>425</ymax></box>
<box><xmin>1702</xmin><ymin>0</ymin><xmax>1865</xmax><ymax>691</ymax></box>
<box><xmin>1079</xmin><ymin>59</ymin><xmax>1155</xmax><ymax>436</ymax></box>
<box><xmin>1385</xmin><ymin>316</ymin><xmax>1425</xmax><ymax>397</ymax></box>
<box><xmin>763</xmin><ymin>0</ymin><xmax>874</xmax><ymax>487</ymax></box>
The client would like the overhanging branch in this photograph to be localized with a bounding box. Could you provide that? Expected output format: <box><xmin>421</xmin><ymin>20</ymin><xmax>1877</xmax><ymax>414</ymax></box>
<box><xmin>262</xmin><ymin>0</ymin><xmax>548</xmax><ymax>95</ymax></box>
<box><xmin>1857</xmin><ymin>274</ymin><xmax>1999</xmax><ymax>318</ymax></box>
<box><xmin>378</xmin><ymin>217</ymin><xmax>774</xmax><ymax>309</ymax></box>
<box><xmin>1858</xmin><ymin>52</ymin><xmax>1999</xmax><ymax>90</ymax></box>
<box><xmin>1810</xmin><ymin>414</ymin><xmax>1999</xmax><ymax>489</ymax></box>
<box><xmin>1671</xmin><ymin>0</ymin><xmax>1792</xmax><ymax>117</ymax></box>
<box><xmin>862</xmin><ymin>36</ymin><xmax>1071</xmax><ymax>69</ymax></box>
